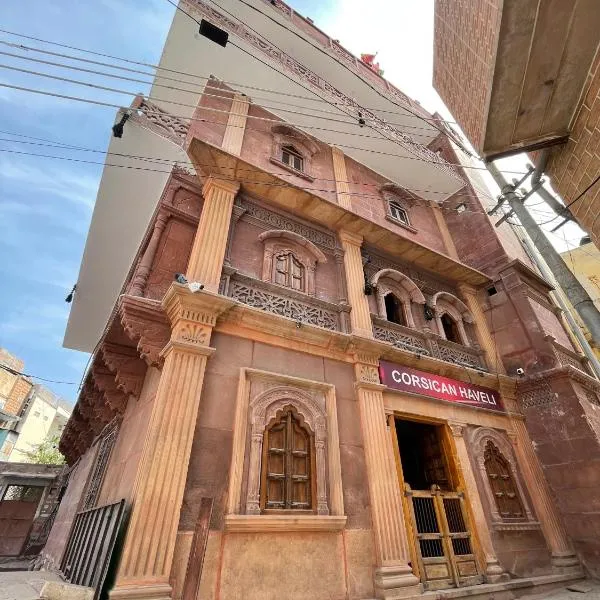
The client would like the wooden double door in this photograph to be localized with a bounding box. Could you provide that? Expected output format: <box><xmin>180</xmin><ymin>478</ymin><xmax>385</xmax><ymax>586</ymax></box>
<box><xmin>405</xmin><ymin>485</ymin><xmax>482</xmax><ymax>590</ymax></box>
<box><xmin>391</xmin><ymin>417</ymin><xmax>483</xmax><ymax>590</ymax></box>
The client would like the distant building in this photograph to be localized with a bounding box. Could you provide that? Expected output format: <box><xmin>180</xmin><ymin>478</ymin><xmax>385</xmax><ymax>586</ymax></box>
<box><xmin>0</xmin><ymin>349</ymin><xmax>71</xmax><ymax>461</ymax></box>
<box><xmin>560</xmin><ymin>238</ymin><xmax>600</xmax><ymax>360</ymax></box>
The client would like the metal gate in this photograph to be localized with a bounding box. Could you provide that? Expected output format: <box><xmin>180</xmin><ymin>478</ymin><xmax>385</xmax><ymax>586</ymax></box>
<box><xmin>61</xmin><ymin>499</ymin><xmax>127</xmax><ymax>600</ymax></box>
<box><xmin>405</xmin><ymin>485</ymin><xmax>482</xmax><ymax>590</ymax></box>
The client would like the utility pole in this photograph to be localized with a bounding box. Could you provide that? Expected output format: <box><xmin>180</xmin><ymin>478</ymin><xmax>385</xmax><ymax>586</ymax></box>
<box><xmin>486</xmin><ymin>161</ymin><xmax>600</xmax><ymax>348</ymax></box>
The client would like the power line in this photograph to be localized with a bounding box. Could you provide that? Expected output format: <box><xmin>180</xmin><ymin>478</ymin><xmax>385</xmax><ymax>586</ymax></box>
<box><xmin>0</xmin><ymin>81</ymin><xmax>530</xmax><ymax>179</ymax></box>
<box><xmin>0</xmin><ymin>27</ymin><xmax>461</xmax><ymax>123</ymax></box>
<box><xmin>224</xmin><ymin>0</ymin><xmax>471</xmax><ymax>151</ymax></box>
<box><xmin>0</xmin><ymin>363</ymin><xmax>78</xmax><ymax>386</ymax></box>
<box><xmin>0</xmin><ymin>44</ymin><xmax>455</xmax><ymax>136</ymax></box>
<box><xmin>162</xmin><ymin>0</ymin><xmax>469</xmax><ymax>167</ymax></box>
<box><xmin>0</xmin><ymin>134</ymin><xmax>499</xmax><ymax>204</ymax></box>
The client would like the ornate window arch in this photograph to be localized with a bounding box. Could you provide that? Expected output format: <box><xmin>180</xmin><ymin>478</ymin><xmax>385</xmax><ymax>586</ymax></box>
<box><xmin>247</xmin><ymin>386</ymin><xmax>328</xmax><ymax>515</ymax></box>
<box><xmin>431</xmin><ymin>291</ymin><xmax>473</xmax><ymax>346</ymax></box>
<box><xmin>258</xmin><ymin>230</ymin><xmax>327</xmax><ymax>296</ymax></box>
<box><xmin>469</xmin><ymin>427</ymin><xmax>534</xmax><ymax>525</ymax></box>
<box><xmin>271</xmin><ymin>125</ymin><xmax>319</xmax><ymax>178</ymax></box>
<box><xmin>371</xmin><ymin>268</ymin><xmax>425</xmax><ymax>328</ymax></box>
<box><xmin>380</xmin><ymin>183</ymin><xmax>419</xmax><ymax>231</ymax></box>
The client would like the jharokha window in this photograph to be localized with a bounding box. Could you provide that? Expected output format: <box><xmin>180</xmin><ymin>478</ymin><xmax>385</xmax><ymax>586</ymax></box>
<box><xmin>281</xmin><ymin>145</ymin><xmax>304</xmax><ymax>172</ymax></box>
<box><xmin>274</xmin><ymin>252</ymin><xmax>305</xmax><ymax>292</ymax></box>
<box><xmin>484</xmin><ymin>441</ymin><xmax>525</xmax><ymax>520</ymax></box>
<box><xmin>261</xmin><ymin>407</ymin><xmax>314</xmax><ymax>511</ymax></box>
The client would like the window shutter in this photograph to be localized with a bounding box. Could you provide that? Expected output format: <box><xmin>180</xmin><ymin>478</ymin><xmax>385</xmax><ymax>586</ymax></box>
<box><xmin>263</xmin><ymin>409</ymin><xmax>313</xmax><ymax>511</ymax></box>
<box><xmin>484</xmin><ymin>442</ymin><xmax>525</xmax><ymax>519</ymax></box>
<box><xmin>274</xmin><ymin>254</ymin><xmax>288</xmax><ymax>287</ymax></box>
<box><xmin>290</xmin><ymin>255</ymin><xmax>304</xmax><ymax>291</ymax></box>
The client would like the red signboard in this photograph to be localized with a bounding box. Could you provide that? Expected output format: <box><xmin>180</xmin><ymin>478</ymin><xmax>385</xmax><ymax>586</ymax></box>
<box><xmin>379</xmin><ymin>361</ymin><xmax>504</xmax><ymax>413</ymax></box>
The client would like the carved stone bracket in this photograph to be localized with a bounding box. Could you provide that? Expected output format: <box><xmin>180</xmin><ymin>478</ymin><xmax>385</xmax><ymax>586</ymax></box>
<box><xmin>101</xmin><ymin>343</ymin><xmax>147</xmax><ymax>398</ymax></box>
<box><xmin>119</xmin><ymin>296</ymin><xmax>170</xmax><ymax>366</ymax></box>
<box><xmin>91</xmin><ymin>361</ymin><xmax>129</xmax><ymax>417</ymax></box>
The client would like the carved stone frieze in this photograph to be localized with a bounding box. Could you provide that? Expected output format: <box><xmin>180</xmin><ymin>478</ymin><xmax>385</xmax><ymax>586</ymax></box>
<box><xmin>130</xmin><ymin>97</ymin><xmax>189</xmax><ymax>146</ymax></box>
<box><xmin>519</xmin><ymin>384</ymin><xmax>556</xmax><ymax>410</ymax></box>
<box><xmin>236</xmin><ymin>197</ymin><xmax>336</xmax><ymax>250</ymax></box>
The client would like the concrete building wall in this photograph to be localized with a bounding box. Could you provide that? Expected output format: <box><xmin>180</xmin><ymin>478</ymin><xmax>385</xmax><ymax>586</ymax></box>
<box><xmin>9</xmin><ymin>396</ymin><xmax>57</xmax><ymax>463</ymax></box>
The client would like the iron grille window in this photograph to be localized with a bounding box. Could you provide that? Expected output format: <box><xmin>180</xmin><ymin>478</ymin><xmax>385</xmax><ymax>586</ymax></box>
<box><xmin>2</xmin><ymin>485</ymin><xmax>43</xmax><ymax>502</ymax></box>
<box><xmin>281</xmin><ymin>145</ymin><xmax>304</xmax><ymax>171</ymax></box>
<box><xmin>261</xmin><ymin>408</ymin><xmax>313</xmax><ymax>511</ymax></box>
<box><xmin>388</xmin><ymin>200</ymin><xmax>410</xmax><ymax>226</ymax></box>
<box><xmin>273</xmin><ymin>252</ymin><xmax>305</xmax><ymax>292</ymax></box>
<box><xmin>484</xmin><ymin>441</ymin><xmax>525</xmax><ymax>519</ymax></box>
<box><xmin>82</xmin><ymin>422</ymin><xmax>118</xmax><ymax>510</ymax></box>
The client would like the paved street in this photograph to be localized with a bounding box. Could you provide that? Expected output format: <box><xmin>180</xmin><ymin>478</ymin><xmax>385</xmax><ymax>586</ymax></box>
<box><xmin>0</xmin><ymin>571</ymin><xmax>61</xmax><ymax>600</ymax></box>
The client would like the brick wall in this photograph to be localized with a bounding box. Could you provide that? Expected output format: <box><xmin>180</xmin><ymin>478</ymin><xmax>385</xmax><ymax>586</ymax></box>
<box><xmin>545</xmin><ymin>49</ymin><xmax>600</xmax><ymax>248</ymax></box>
<box><xmin>433</xmin><ymin>0</ymin><xmax>502</xmax><ymax>153</ymax></box>
<box><xmin>4</xmin><ymin>377</ymin><xmax>33</xmax><ymax>416</ymax></box>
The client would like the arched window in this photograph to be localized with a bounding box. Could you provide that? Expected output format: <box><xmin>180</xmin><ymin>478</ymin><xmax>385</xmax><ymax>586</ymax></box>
<box><xmin>441</xmin><ymin>313</ymin><xmax>460</xmax><ymax>344</ymax></box>
<box><xmin>273</xmin><ymin>252</ymin><xmax>305</xmax><ymax>292</ymax></box>
<box><xmin>281</xmin><ymin>145</ymin><xmax>304</xmax><ymax>172</ymax></box>
<box><xmin>484</xmin><ymin>441</ymin><xmax>525</xmax><ymax>520</ymax></box>
<box><xmin>388</xmin><ymin>200</ymin><xmax>410</xmax><ymax>226</ymax></box>
<box><xmin>384</xmin><ymin>293</ymin><xmax>406</xmax><ymax>326</ymax></box>
<box><xmin>261</xmin><ymin>407</ymin><xmax>314</xmax><ymax>511</ymax></box>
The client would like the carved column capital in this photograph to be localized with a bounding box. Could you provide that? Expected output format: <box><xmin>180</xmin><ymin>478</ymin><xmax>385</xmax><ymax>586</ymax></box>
<box><xmin>448</xmin><ymin>421</ymin><xmax>466</xmax><ymax>438</ymax></box>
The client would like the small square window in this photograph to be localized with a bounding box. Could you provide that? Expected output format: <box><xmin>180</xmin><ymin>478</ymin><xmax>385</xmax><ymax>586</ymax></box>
<box><xmin>33</xmin><ymin>411</ymin><xmax>40</xmax><ymax>417</ymax></box>
<box><xmin>282</xmin><ymin>146</ymin><xmax>303</xmax><ymax>172</ymax></box>
<box><xmin>388</xmin><ymin>201</ymin><xmax>410</xmax><ymax>226</ymax></box>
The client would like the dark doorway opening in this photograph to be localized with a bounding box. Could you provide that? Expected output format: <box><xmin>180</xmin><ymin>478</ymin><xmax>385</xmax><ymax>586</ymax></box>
<box><xmin>441</xmin><ymin>313</ymin><xmax>460</xmax><ymax>344</ymax></box>
<box><xmin>385</xmin><ymin>293</ymin><xmax>405</xmax><ymax>326</ymax></box>
<box><xmin>395</xmin><ymin>419</ymin><xmax>450</xmax><ymax>491</ymax></box>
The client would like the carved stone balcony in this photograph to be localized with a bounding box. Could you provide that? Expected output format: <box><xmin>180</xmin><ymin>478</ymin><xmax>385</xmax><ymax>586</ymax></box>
<box><xmin>372</xmin><ymin>316</ymin><xmax>488</xmax><ymax>371</ymax></box>
<box><xmin>545</xmin><ymin>335</ymin><xmax>592</xmax><ymax>376</ymax></box>
<box><xmin>220</xmin><ymin>270</ymin><xmax>350</xmax><ymax>333</ymax></box>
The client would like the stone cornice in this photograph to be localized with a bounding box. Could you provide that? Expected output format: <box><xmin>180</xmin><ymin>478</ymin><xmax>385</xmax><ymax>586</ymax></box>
<box><xmin>518</xmin><ymin>364</ymin><xmax>600</xmax><ymax>393</ymax></box>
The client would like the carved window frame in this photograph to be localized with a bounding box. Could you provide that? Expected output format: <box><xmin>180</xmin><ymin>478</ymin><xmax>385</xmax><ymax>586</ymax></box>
<box><xmin>380</xmin><ymin>183</ymin><xmax>419</xmax><ymax>233</ymax></box>
<box><xmin>270</xmin><ymin>125</ymin><xmax>319</xmax><ymax>181</ymax></box>
<box><xmin>469</xmin><ymin>427</ymin><xmax>536</xmax><ymax>528</ymax></box>
<box><xmin>224</xmin><ymin>368</ymin><xmax>346</xmax><ymax>532</ymax></box>
<box><xmin>258</xmin><ymin>230</ymin><xmax>327</xmax><ymax>297</ymax></box>
<box><xmin>431</xmin><ymin>291</ymin><xmax>473</xmax><ymax>346</ymax></box>
<box><xmin>371</xmin><ymin>268</ymin><xmax>426</xmax><ymax>329</ymax></box>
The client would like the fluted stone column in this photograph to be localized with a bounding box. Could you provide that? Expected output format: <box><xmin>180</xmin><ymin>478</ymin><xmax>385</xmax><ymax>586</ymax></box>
<box><xmin>186</xmin><ymin>177</ymin><xmax>240</xmax><ymax>292</ymax></box>
<box><xmin>221</xmin><ymin>93</ymin><xmax>250</xmax><ymax>156</ymax></box>
<box><xmin>331</xmin><ymin>146</ymin><xmax>352</xmax><ymax>210</ymax></box>
<box><xmin>130</xmin><ymin>214</ymin><xmax>169</xmax><ymax>296</ymax></box>
<box><xmin>339</xmin><ymin>230</ymin><xmax>373</xmax><ymax>338</ymax></box>
<box><xmin>448</xmin><ymin>422</ymin><xmax>506</xmax><ymax>582</ymax></box>
<box><xmin>458</xmin><ymin>284</ymin><xmax>506</xmax><ymax>374</ymax></box>
<box><xmin>110</xmin><ymin>287</ymin><xmax>233</xmax><ymax>600</ymax></box>
<box><xmin>509</xmin><ymin>421</ymin><xmax>580</xmax><ymax>571</ymax></box>
<box><xmin>355</xmin><ymin>357</ymin><xmax>421</xmax><ymax>599</ymax></box>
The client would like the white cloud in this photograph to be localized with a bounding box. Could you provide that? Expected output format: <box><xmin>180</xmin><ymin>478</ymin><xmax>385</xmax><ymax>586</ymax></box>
<box><xmin>0</xmin><ymin>158</ymin><xmax>99</xmax><ymax>209</ymax></box>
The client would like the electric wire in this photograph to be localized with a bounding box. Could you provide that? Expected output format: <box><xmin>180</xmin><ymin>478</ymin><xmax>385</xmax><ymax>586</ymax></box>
<box><xmin>0</xmin><ymin>44</ymin><xmax>457</xmax><ymax>135</ymax></box>
<box><xmin>0</xmin><ymin>363</ymin><xmax>78</xmax><ymax>386</ymax></box>
<box><xmin>0</xmin><ymin>81</ymin><xmax>531</xmax><ymax>179</ymax></box>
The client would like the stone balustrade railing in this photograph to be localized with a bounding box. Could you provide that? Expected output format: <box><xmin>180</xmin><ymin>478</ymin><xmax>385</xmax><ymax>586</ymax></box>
<box><xmin>220</xmin><ymin>270</ymin><xmax>351</xmax><ymax>333</ymax></box>
<box><xmin>546</xmin><ymin>335</ymin><xmax>592</xmax><ymax>375</ymax></box>
<box><xmin>372</xmin><ymin>316</ymin><xmax>488</xmax><ymax>370</ymax></box>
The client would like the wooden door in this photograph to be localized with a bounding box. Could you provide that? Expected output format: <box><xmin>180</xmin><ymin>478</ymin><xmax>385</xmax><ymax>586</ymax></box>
<box><xmin>405</xmin><ymin>485</ymin><xmax>482</xmax><ymax>590</ymax></box>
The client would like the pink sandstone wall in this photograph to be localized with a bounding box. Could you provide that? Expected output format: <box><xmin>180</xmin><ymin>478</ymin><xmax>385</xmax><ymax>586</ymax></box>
<box><xmin>172</xmin><ymin>332</ymin><xmax>375</xmax><ymax>600</ymax></box>
<box><xmin>96</xmin><ymin>367</ymin><xmax>161</xmax><ymax>506</ymax></box>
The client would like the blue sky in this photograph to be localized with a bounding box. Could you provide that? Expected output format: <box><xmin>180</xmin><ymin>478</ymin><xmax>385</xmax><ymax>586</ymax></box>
<box><xmin>0</xmin><ymin>0</ymin><xmax>583</xmax><ymax>403</ymax></box>
<box><xmin>0</xmin><ymin>0</ymin><xmax>332</xmax><ymax>402</ymax></box>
